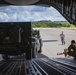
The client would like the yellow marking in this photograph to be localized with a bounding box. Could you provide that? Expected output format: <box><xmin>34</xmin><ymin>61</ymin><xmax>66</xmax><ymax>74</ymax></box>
<box><xmin>5</xmin><ymin>36</ymin><xmax>10</xmax><ymax>40</ymax></box>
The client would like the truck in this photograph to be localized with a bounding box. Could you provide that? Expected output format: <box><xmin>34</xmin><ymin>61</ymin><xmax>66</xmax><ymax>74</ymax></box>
<box><xmin>0</xmin><ymin>22</ymin><xmax>33</xmax><ymax>60</ymax></box>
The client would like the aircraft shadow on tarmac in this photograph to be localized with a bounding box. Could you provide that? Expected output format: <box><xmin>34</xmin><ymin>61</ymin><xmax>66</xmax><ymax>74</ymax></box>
<box><xmin>42</xmin><ymin>40</ymin><xmax>58</xmax><ymax>43</ymax></box>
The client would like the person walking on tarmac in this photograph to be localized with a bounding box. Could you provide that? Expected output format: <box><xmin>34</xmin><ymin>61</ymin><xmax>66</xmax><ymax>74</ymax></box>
<box><xmin>60</xmin><ymin>31</ymin><xmax>65</xmax><ymax>45</ymax></box>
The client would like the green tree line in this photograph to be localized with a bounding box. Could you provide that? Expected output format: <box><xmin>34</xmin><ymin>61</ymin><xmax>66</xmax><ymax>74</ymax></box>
<box><xmin>32</xmin><ymin>20</ymin><xmax>76</xmax><ymax>28</ymax></box>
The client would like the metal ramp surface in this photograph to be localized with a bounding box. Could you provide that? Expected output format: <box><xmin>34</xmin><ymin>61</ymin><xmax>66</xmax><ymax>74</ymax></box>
<box><xmin>0</xmin><ymin>57</ymin><xmax>76</xmax><ymax>75</ymax></box>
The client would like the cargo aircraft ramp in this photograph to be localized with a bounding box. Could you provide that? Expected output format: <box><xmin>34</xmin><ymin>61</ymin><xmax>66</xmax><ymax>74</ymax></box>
<box><xmin>0</xmin><ymin>56</ymin><xmax>76</xmax><ymax>75</ymax></box>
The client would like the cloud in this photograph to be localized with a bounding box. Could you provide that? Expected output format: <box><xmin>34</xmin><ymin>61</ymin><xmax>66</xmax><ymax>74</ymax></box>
<box><xmin>0</xmin><ymin>6</ymin><xmax>66</xmax><ymax>22</ymax></box>
<box><xmin>0</xmin><ymin>12</ymin><xmax>9</xmax><ymax>21</ymax></box>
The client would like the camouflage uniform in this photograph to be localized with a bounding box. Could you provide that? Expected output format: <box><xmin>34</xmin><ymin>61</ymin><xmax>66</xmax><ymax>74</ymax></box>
<box><xmin>68</xmin><ymin>43</ymin><xmax>76</xmax><ymax>58</ymax></box>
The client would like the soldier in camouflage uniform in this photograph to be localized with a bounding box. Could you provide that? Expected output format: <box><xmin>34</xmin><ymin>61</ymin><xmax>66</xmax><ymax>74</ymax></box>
<box><xmin>68</xmin><ymin>40</ymin><xmax>76</xmax><ymax>59</ymax></box>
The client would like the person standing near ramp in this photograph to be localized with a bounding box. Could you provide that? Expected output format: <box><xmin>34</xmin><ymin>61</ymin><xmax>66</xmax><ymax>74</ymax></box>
<box><xmin>38</xmin><ymin>36</ymin><xmax>43</xmax><ymax>53</ymax></box>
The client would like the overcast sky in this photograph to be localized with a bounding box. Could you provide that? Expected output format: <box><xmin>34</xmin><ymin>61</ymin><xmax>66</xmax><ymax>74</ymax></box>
<box><xmin>0</xmin><ymin>5</ymin><xmax>66</xmax><ymax>22</ymax></box>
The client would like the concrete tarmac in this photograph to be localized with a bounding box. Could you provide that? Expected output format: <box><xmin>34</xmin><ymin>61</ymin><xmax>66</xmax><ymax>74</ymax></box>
<box><xmin>37</xmin><ymin>28</ymin><xmax>76</xmax><ymax>58</ymax></box>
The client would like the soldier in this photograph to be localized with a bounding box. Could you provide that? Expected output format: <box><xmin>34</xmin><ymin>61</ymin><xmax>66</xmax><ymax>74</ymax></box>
<box><xmin>38</xmin><ymin>36</ymin><xmax>43</xmax><ymax>53</ymax></box>
<box><xmin>68</xmin><ymin>40</ymin><xmax>76</xmax><ymax>59</ymax></box>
